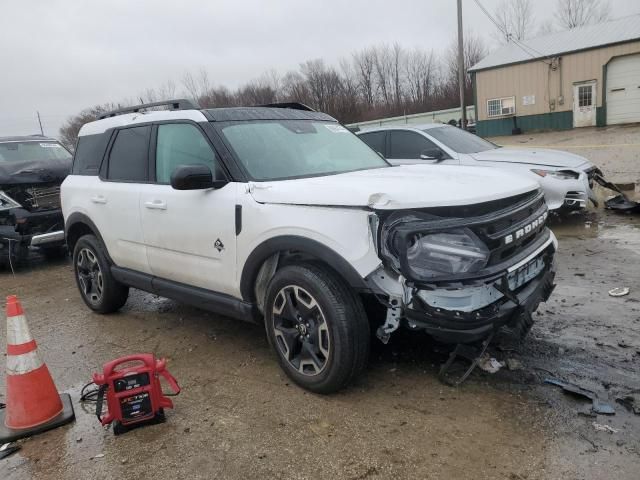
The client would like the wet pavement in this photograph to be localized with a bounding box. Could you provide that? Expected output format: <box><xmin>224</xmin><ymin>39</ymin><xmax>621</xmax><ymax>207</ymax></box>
<box><xmin>1</xmin><ymin>208</ymin><xmax>639</xmax><ymax>479</ymax></box>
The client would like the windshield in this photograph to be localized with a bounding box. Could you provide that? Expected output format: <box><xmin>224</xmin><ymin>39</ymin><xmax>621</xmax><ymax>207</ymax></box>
<box><xmin>219</xmin><ymin>120</ymin><xmax>388</xmax><ymax>180</ymax></box>
<box><xmin>0</xmin><ymin>141</ymin><xmax>72</xmax><ymax>163</ymax></box>
<box><xmin>426</xmin><ymin>126</ymin><xmax>498</xmax><ymax>154</ymax></box>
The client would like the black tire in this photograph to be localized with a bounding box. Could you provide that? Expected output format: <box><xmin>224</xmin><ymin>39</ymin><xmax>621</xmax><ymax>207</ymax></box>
<box><xmin>264</xmin><ymin>263</ymin><xmax>369</xmax><ymax>394</ymax></box>
<box><xmin>73</xmin><ymin>234</ymin><xmax>129</xmax><ymax>313</ymax></box>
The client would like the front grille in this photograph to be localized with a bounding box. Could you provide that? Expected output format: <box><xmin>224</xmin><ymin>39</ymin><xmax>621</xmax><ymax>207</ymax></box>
<box><xmin>4</xmin><ymin>184</ymin><xmax>61</xmax><ymax>211</ymax></box>
<box><xmin>470</xmin><ymin>192</ymin><xmax>548</xmax><ymax>267</ymax></box>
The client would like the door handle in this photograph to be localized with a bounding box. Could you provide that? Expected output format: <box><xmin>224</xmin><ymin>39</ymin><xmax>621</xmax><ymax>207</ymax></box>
<box><xmin>144</xmin><ymin>200</ymin><xmax>167</xmax><ymax>210</ymax></box>
<box><xmin>91</xmin><ymin>195</ymin><xmax>107</xmax><ymax>204</ymax></box>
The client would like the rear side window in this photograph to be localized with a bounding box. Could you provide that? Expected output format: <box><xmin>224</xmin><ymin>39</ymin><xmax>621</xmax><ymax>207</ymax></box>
<box><xmin>72</xmin><ymin>134</ymin><xmax>109</xmax><ymax>175</ymax></box>
<box><xmin>388</xmin><ymin>130</ymin><xmax>438</xmax><ymax>159</ymax></box>
<box><xmin>107</xmin><ymin>126</ymin><xmax>150</xmax><ymax>182</ymax></box>
<box><xmin>155</xmin><ymin>123</ymin><xmax>221</xmax><ymax>183</ymax></box>
<box><xmin>358</xmin><ymin>131</ymin><xmax>386</xmax><ymax>156</ymax></box>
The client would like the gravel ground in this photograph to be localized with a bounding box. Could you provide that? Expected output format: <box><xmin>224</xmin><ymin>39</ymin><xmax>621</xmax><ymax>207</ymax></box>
<box><xmin>1</xmin><ymin>134</ymin><xmax>639</xmax><ymax>479</ymax></box>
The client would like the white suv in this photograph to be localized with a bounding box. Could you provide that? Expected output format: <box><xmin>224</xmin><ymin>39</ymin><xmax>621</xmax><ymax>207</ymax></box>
<box><xmin>62</xmin><ymin>100</ymin><xmax>557</xmax><ymax>393</ymax></box>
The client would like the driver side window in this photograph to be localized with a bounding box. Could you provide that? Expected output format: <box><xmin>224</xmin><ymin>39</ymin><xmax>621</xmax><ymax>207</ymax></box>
<box><xmin>388</xmin><ymin>130</ymin><xmax>441</xmax><ymax>160</ymax></box>
<box><xmin>155</xmin><ymin>123</ymin><xmax>221</xmax><ymax>184</ymax></box>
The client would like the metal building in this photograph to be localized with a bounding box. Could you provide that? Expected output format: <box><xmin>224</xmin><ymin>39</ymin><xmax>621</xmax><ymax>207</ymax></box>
<box><xmin>470</xmin><ymin>15</ymin><xmax>640</xmax><ymax>137</ymax></box>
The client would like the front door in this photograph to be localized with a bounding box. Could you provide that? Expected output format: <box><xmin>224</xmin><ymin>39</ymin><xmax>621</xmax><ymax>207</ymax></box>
<box><xmin>573</xmin><ymin>81</ymin><xmax>597</xmax><ymax>127</ymax></box>
<box><xmin>138</xmin><ymin>122</ymin><xmax>237</xmax><ymax>296</ymax></box>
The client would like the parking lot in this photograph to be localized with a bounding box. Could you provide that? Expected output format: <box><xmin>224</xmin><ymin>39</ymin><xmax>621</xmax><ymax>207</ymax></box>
<box><xmin>0</xmin><ymin>130</ymin><xmax>638</xmax><ymax>480</ymax></box>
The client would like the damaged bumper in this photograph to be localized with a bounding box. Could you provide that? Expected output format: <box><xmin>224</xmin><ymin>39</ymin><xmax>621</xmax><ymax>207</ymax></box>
<box><xmin>406</xmin><ymin>256</ymin><xmax>556</xmax><ymax>343</ymax></box>
<box><xmin>372</xmin><ymin>239</ymin><xmax>557</xmax><ymax>344</ymax></box>
<box><xmin>0</xmin><ymin>208</ymin><xmax>65</xmax><ymax>260</ymax></box>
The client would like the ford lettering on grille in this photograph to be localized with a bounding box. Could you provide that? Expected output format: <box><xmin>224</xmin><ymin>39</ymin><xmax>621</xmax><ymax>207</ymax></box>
<box><xmin>503</xmin><ymin>211</ymin><xmax>548</xmax><ymax>245</ymax></box>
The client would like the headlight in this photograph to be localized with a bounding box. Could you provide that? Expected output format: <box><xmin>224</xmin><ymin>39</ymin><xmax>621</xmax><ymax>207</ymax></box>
<box><xmin>0</xmin><ymin>191</ymin><xmax>21</xmax><ymax>211</ymax></box>
<box><xmin>531</xmin><ymin>169</ymin><xmax>579</xmax><ymax>179</ymax></box>
<box><xmin>405</xmin><ymin>229</ymin><xmax>489</xmax><ymax>278</ymax></box>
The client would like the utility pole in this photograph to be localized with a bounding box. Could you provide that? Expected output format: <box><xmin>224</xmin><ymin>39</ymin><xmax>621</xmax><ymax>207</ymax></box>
<box><xmin>36</xmin><ymin>111</ymin><xmax>44</xmax><ymax>135</ymax></box>
<box><xmin>457</xmin><ymin>0</ymin><xmax>467</xmax><ymax>129</ymax></box>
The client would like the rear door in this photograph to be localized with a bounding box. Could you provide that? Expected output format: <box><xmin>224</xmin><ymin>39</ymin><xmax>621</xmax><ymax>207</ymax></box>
<box><xmin>138</xmin><ymin>122</ymin><xmax>237</xmax><ymax>295</ymax></box>
<box><xmin>387</xmin><ymin>130</ymin><xmax>457</xmax><ymax>165</ymax></box>
<box><xmin>92</xmin><ymin>125</ymin><xmax>151</xmax><ymax>273</ymax></box>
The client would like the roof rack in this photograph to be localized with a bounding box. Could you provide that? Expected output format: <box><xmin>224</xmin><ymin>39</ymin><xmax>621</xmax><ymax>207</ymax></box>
<box><xmin>258</xmin><ymin>102</ymin><xmax>316</xmax><ymax>112</ymax></box>
<box><xmin>98</xmin><ymin>99</ymin><xmax>200</xmax><ymax>119</ymax></box>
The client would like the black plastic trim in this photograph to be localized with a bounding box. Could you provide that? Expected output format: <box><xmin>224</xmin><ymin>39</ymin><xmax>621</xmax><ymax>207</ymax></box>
<box><xmin>240</xmin><ymin>235</ymin><xmax>369</xmax><ymax>302</ymax></box>
<box><xmin>235</xmin><ymin>205</ymin><xmax>242</xmax><ymax>235</ymax></box>
<box><xmin>64</xmin><ymin>212</ymin><xmax>114</xmax><ymax>263</ymax></box>
<box><xmin>111</xmin><ymin>266</ymin><xmax>259</xmax><ymax>323</ymax></box>
<box><xmin>407</xmin><ymin>259</ymin><xmax>556</xmax><ymax>343</ymax></box>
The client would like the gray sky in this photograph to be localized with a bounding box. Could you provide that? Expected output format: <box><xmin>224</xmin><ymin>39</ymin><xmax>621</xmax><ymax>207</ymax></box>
<box><xmin>1</xmin><ymin>0</ymin><xmax>637</xmax><ymax>138</ymax></box>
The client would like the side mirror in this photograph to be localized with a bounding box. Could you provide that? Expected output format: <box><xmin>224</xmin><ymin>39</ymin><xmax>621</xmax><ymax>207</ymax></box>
<box><xmin>170</xmin><ymin>164</ymin><xmax>227</xmax><ymax>190</ymax></box>
<box><xmin>420</xmin><ymin>148</ymin><xmax>444</xmax><ymax>161</ymax></box>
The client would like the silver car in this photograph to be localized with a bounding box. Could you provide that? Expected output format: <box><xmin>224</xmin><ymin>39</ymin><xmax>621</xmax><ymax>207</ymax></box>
<box><xmin>357</xmin><ymin>124</ymin><xmax>598</xmax><ymax>211</ymax></box>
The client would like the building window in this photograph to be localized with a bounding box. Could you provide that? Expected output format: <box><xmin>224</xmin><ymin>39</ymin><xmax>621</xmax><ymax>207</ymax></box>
<box><xmin>578</xmin><ymin>85</ymin><xmax>593</xmax><ymax>107</ymax></box>
<box><xmin>487</xmin><ymin>96</ymin><xmax>515</xmax><ymax>117</ymax></box>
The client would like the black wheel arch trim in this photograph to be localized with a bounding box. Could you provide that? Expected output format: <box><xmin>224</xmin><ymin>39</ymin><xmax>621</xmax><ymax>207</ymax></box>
<box><xmin>64</xmin><ymin>212</ymin><xmax>114</xmax><ymax>263</ymax></box>
<box><xmin>240</xmin><ymin>235</ymin><xmax>369</xmax><ymax>302</ymax></box>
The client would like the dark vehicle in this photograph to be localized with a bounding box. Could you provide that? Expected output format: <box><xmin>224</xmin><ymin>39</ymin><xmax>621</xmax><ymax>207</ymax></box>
<box><xmin>0</xmin><ymin>135</ymin><xmax>72</xmax><ymax>265</ymax></box>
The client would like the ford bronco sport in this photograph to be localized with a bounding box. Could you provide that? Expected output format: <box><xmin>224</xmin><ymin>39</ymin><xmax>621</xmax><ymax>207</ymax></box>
<box><xmin>0</xmin><ymin>135</ymin><xmax>71</xmax><ymax>265</ymax></box>
<box><xmin>62</xmin><ymin>100</ymin><xmax>557</xmax><ymax>393</ymax></box>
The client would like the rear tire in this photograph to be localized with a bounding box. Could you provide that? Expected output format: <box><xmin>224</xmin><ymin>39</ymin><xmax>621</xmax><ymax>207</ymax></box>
<box><xmin>73</xmin><ymin>234</ymin><xmax>129</xmax><ymax>313</ymax></box>
<box><xmin>264</xmin><ymin>263</ymin><xmax>369</xmax><ymax>394</ymax></box>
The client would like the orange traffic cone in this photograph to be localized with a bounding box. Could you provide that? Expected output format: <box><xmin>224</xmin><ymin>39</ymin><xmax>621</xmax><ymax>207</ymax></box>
<box><xmin>0</xmin><ymin>295</ymin><xmax>75</xmax><ymax>442</ymax></box>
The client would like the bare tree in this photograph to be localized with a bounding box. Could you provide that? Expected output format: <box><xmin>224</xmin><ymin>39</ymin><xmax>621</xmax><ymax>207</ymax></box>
<box><xmin>555</xmin><ymin>0</ymin><xmax>611</xmax><ymax>29</ymax></box>
<box><xmin>62</xmin><ymin>38</ymin><xmax>500</xmax><ymax>139</ymax></box>
<box><xmin>374</xmin><ymin>45</ymin><xmax>394</xmax><ymax>108</ymax></box>
<box><xmin>182</xmin><ymin>68</ymin><xmax>211</xmax><ymax>102</ymax></box>
<box><xmin>405</xmin><ymin>48</ymin><xmax>436</xmax><ymax>107</ymax></box>
<box><xmin>352</xmin><ymin>48</ymin><xmax>377</xmax><ymax>107</ymax></box>
<box><xmin>59</xmin><ymin>103</ymin><xmax>122</xmax><ymax>150</ymax></box>
<box><xmin>493</xmin><ymin>0</ymin><xmax>535</xmax><ymax>43</ymax></box>
<box><xmin>445</xmin><ymin>32</ymin><xmax>487</xmax><ymax>106</ymax></box>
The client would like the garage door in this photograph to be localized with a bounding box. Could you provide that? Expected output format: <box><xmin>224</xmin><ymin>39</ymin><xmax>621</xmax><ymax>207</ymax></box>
<box><xmin>606</xmin><ymin>54</ymin><xmax>640</xmax><ymax>125</ymax></box>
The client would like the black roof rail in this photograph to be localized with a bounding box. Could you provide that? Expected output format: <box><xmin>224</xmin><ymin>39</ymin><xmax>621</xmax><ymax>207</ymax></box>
<box><xmin>98</xmin><ymin>99</ymin><xmax>200</xmax><ymax>119</ymax></box>
<box><xmin>258</xmin><ymin>102</ymin><xmax>316</xmax><ymax>112</ymax></box>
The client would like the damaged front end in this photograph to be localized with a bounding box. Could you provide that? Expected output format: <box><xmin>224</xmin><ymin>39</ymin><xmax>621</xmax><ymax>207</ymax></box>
<box><xmin>0</xmin><ymin>139</ymin><xmax>71</xmax><ymax>264</ymax></box>
<box><xmin>0</xmin><ymin>184</ymin><xmax>66</xmax><ymax>263</ymax></box>
<box><xmin>367</xmin><ymin>190</ymin><xmax>557</xmax><ymax>345</ymax></box>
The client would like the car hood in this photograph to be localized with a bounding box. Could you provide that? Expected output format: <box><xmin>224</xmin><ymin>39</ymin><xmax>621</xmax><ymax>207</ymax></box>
<box><xmin>470</xmin><ymin>148</ymin><xmax>592</xmax><ymax>169</ymax></box>
<box><xmin>248</xmin><ymin>165</ymin><xmax>539</xmax><ymax>210</ymax></box>
<box><xmin>0</xmin><ymin>157</ymin><xmax>72</xmax><ymax>186</ymax></box>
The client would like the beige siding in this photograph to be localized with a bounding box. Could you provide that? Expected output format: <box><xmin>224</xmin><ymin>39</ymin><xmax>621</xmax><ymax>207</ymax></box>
<box><xmin>475</xmin><ymin>40</ymin><xmax>640</xmax><ymax>121</ymax></box>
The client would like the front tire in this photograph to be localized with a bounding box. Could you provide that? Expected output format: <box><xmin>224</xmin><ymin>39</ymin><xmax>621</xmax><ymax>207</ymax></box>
<box><xmin>73</xmin><ymin>234</ymin><xmax>129</xmax><ymax>313</ymax></box>
<box><xmin>264</xmin><ymin>264</ymin><xmax>369</xmax><ymax>394</ymax></box>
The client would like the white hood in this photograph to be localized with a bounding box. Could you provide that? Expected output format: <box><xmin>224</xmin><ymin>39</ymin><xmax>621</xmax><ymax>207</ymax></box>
<box><xmin>471</xmin><ymin>148</ymin><xmax>592</xmax><ymax>169</ymax></box>
<box><xmin>248</xmin><ymin>165</ymin><xmax>539</xmax><ymax>210</ymax></box>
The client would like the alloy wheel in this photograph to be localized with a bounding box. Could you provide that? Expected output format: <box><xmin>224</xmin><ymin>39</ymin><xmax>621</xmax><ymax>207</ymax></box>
<box><xmin>76</xmin><ymin>247</ymin><xmax>103</xmax><ymax>304</ymax></box>
<box><xmin>272</xmin><ymin>285</ymin><xmax>330</xmax><ymax>376</ymax></box>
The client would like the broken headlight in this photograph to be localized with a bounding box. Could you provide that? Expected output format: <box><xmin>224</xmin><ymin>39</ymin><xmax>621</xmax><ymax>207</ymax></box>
<box><xmin>380</xmin><ymin>211</ymin><xmax>490</xmax><ymax>281</ymax></box>
<box><xmin>405</xmin><ymin>229</ymin><xmax>489</xmax><ymax>278</ymax></box>
<box><xmin>0</xmin><ymin>191</ymin><xmax>21</xmax><ymax>211</ymax></box>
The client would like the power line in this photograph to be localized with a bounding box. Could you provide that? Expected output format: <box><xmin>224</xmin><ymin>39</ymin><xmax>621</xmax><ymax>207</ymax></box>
<box><xmin>472</xmin><ymin>0</ymin><xmax>552</xmax><ymax>65</ymax></box>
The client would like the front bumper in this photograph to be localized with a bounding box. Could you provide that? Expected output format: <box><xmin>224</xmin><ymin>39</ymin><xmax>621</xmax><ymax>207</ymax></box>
<box><xmin>404</xmin><ymin>243</ymin><xmax>556</xmax><ymax>344</ymax></box>
<box><xmin>0</xmin><ymin>208</ymin><xmax>65</xmax><ymax>259</ymax></box>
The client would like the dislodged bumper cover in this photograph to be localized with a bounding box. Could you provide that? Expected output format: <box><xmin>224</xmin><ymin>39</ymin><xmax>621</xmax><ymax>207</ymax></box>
<box><xmin>405</xmin><ymin>245</ymin><xmax>556</xmax><ymax>344</ymax></box>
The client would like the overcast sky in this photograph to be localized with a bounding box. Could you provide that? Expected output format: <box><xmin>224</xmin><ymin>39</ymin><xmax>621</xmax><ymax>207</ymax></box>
<box><xmin>1</xmin><ymin>0</ymin><xmax>637</xmax><ymax>138</ymax></box>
